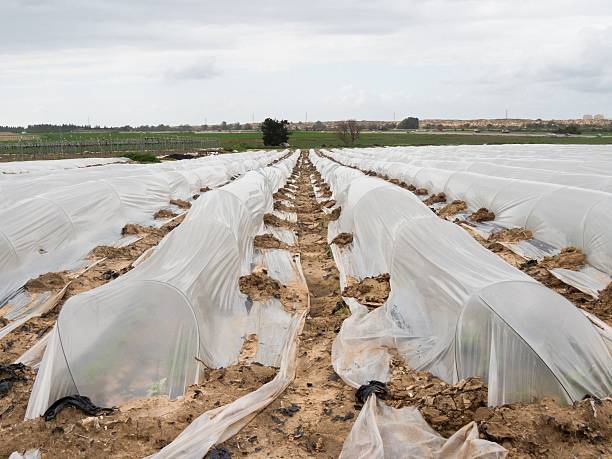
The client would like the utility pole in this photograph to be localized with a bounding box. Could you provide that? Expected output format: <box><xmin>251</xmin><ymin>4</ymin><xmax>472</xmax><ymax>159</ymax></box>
<box><xmin>505</xmin><ymin>109</ymin><xmax>508</xmax><ymax>120</ymax></box>
<box><xmin>393</xmin><ymin>112</ymin><xmax>396</xmax><ymax>121</ymax></box>
<box><xmin>305</xmin><ymin>112</ymin><xmax>308</xmax><ymax>122</ymax></box>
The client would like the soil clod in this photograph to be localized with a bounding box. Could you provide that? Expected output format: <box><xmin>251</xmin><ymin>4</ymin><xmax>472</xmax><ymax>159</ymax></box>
<box><xmin>254</xmin><ymin>234</ymin><xmax>291</xmax><ymax>250</ymax></box>
<box><xmin>169</xmin><ymin>198</ymin><xmax>191</xmax><ymax>209</ymax></box>
<box><xmin>331</xmin><ymin>232</ymin><xmax>353</xmax><ymax>247</ymax></box>
<box><xmin>489</xmin><ymin>227</ymin><xmax>533</xmax><ymax>243</ymax></box>
<box><xmin>342</xmin><ymin>273</ymin><xmax>390</xmax><ymax>307</ymax></box>
<box><xmin>153</xmin><ymin>208</ymin><xmax>178</xmax><ymax>220</ymax></box>
<box><xmin>424</xmin><ymin>192</ymin><xmax>447</xmax><ymax>206</ymax></box>
<box><xmin>24</xmin><ymin>272</ymin><xmax>69</xmax><ymax>293</ymax></box>
<box><xmin>437</xmin><ymin>200</ymin><xmax>467</xmax><ymax>218</ymax></box>
<box><xmin>239</xmin><ymin>268</ymin><xmax>282</xmax><ymax>302</ymax></box>
<box><xmin>469</xmin><ymin>207</ymin><xmax>495</xmax><ymax>222</ymax></box>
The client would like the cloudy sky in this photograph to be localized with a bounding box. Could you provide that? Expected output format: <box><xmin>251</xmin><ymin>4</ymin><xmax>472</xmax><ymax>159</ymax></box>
<box><xmin>1</xmin><ymin>0</ymin><xmax>611</xmax><ymax>126</ymax></box>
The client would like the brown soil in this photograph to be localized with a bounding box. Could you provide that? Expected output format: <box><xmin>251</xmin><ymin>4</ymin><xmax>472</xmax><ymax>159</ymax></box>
<box><xmin>387</xmin><ymin>178</ymin><xmax>412</xmax><ymax>190</ymax></box>
<box><xmin>414</xmin><ymin>188</ymin><xmax>428</xmax><ymax>196</ymax></box>
<box><xmin>589</xmin><ymin>283</ymin><xmax>612</xmax><ymax>323</ymax></box>
<box><xmin>317</xmin><ymin>183</ymin><xmax>330</xmax><ymax>193</ymax></box>
<box><xmin>470</xmin><ymin>207</ymin><xmax>496</xmax><ymax>222</ymax></box>
<box><xmin>386</xmin><ymin>357</ymin><xmax>488</xmax><ymax>436</ymax></box>
<box><xmin>24</xmin><ymin>272</ymin><xmax>70</xmax><ymax>293</ymax></box>
<box><xmin>239</xmin><ymin>267</ymin><xmax>282</xmax><ymax>302</ymax></box>
<box><xmin>538</xmin><ymin>247</ymin><xmax>586</xmax><ymax>270</ymax></box>
<box><xmin>0</xmin><ymin>364</ymin><xmax>277</xmax><ymax>458</ymax></box>
<box><xmin>200</xmin><ymin>186</ymin><xmax>211</xmax><ymax>193</ymax></box>
<box><xmin>342</xmin><ymin>274</ymin><xmax>391</xmax><ymax>307</ymax></box>
<box><xmin>327</xmin><ymin>207</ymin><xmax>341</xmax><ymax>222</ymax></box>
<box><xmin>489</xmin><ymin>227</ymin><xmax>533</xmax><ymax>243</ymax></box>
<box><xmin>0</xmin><ymin>364</ymin><xmax>36</xmax><ymax>428</ymax></box>
<box><xmin>485</xmin><ymin>241</ymin><xmax>528</xmax><ymax>268</ymax></box>
<box><xmin>254</xmin><ymin>234</ymin><xmax>292</xmax><ymax>250</ymax></box>
<box><xmin>264</xmin><ymin>213</ymin><xmax>296</xmax><ymax>230</ymax></box>
<box><xmin>321</xmin><ymin>200</ymin><xmax>336</xmax><ymax>209</ymax></box>
<box><xmin>386</xmin><ymin>347</ymin><xmax>612</xmax><ymax>458</ymax></box>
<box><xmin>424</xmin><ymin>192</ymin><xmax>447</xmax><ymax>206</ymax></box>
<box><xmin>273</xmin><ymin>190</ymin><xmax>292</xmax><ymax>201</ymax></box>
<box><xmin>169</xmin><ymin>198</ymin><xmax>191</xmax><ymax>210</ymax></box>
<box><xmin>217</xmin><ymin>152</ymin><xmax>354</xmax><ymax>458</ymax></box>
<box><xmin>153</xmin><ymin>208</ymin><xmax>178</xmax><ymax>219</ymax></box>
<box><xmin>121</xmin><ymin>223</ymin><xmax>149</xmax><ymax>236</ymax></box>
<box><xmin>274</xmin><ymin>200</ymin><xmax>294</xmax><ymax>212</ymax></box>
<box><xmin>480</xmin><ymin>398</ymin><xmax>612</xmax><ymax>458</ymax></box>
<box><xmin>437</xmin><ymin>200</ymin><xmax>468</xmax><ymax>218</ymax></box>
<box><xmin>517</xmin><ymin>248</ymin><xmax>612</xmax><ymax>324</ymax></box>
<box><xmin>331</xmin><ymin>233</ymin><xmax>353</xmax><ymax>247</ymax></box>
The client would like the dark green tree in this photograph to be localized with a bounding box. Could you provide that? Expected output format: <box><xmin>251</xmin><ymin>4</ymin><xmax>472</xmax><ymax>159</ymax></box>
<box><xmin>261</xmin><ymin>118</ymin><xmax>290</xmax><ymax>146</ymax></box>
<box><xmin>398</xmin><ymin>117</ymin><xmax>419</xmax><ymax>130</ymax></box>
<box><xmin>555</xmin><ymin>124</ymin><xmax>581</xmax><ymax>135</ymax></box>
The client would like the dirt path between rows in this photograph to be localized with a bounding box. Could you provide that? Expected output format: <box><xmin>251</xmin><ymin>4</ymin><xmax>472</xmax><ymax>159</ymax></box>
<box><xmin>217</xmin><ymin>152</ymin><xmax>355</xmax><ymax>458</ymax></box>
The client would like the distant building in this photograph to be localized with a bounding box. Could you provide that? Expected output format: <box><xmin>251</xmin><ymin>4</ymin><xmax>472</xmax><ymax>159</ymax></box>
<box><xmin>583</xmin><ymin>114</ymin><xmax>593</xmax><ymax>120</ymax></box>
<box><xmin>594</xmin><ymin>114</ymin><xmax>605</xmax><ymax>120</ymax></box>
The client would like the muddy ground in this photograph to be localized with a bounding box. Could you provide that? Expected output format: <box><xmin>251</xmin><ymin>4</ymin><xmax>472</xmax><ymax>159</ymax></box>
<box><xmin>386</xmin><ymin>356</ymin><xmax>612</xmax><ymax>458</ymax></box>
<box><xmin>217</xmin><ymin>153</ymin><xmax>355</xmax><ymax>458</ymax></box>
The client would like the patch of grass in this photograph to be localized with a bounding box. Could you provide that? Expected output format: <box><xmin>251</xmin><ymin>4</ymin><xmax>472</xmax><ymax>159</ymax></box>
<box><xmin>124</xmin><ymin>152</ymin><xmax>160</xmax><ymax>163</ymax></box>
<box><xmin>4</xmin><ymin>129</ymin><xmax>612</xmax><ymax>151</ymax></box>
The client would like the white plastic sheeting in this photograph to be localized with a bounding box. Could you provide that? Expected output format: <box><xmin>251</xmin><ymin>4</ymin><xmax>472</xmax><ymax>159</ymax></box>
<box><xmin>310</xmin><ymin>152</ymin><xmax>612</xmax><ymax>406</ymax></box>
<box><xmin>324</xmin><ymin>148</ymin><xmax>612</xmax><ymax>276</ymax></box>
<box><xmin>26</xmin><ymin>153</ymin><xmax>300</xmax><ymax>419</ymax></box>
<box><xmin>8</xmin><ymin>449</ymin><xmax>41</xmax><ymax>459</ymax></box>
<box><xmin>0</xmin><ymin>152</ymin><xmax>271</xmax><ymax>208</ymax></box>
<box><xmin>340</xmin><ymin>395</ymin><xmax>507</xmax><ymax>459</ymax></box>
<box><xmin>0</xmin><ymin>157</ymin><xmax>129</xmax><ymax>175</ymax></box>
<box><xmin>0</xmin><ymin>151</ymin><xmax>284</xmax><ymax>303</ymax></box>
<box><xmin>148</xmin><ymin>311</ymin><xmax>305</xmax><ymax>459</ymax></box>
<box><xmin>333</xmin><ymin>144</ymin><xmax>612</xmax><ymax>179</ymax></box>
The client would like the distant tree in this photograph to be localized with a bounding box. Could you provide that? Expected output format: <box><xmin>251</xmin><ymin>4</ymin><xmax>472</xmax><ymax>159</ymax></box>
<box><xmin>397</xmin><ymin>117</ymin><xmax>419</xmax><ymax>130</ymax></box>
<box><xmin>261</xmin><ymin>118</ymin><xmax>290</xmax><ymax>146</ymax></box>
<box><xmin>220</xmin><ymin>121</ymin><xmax>228</xmax><ymax>130</ymax></box>
<box><xmin>556</xmin><ymin>125</ymin><xmax>581</xmax><ymax>135</ymax></box>
<box><xmin>312</xmin><ymin>120</ymin><xmax>326</xmax><ymax>131</ymax></box>
<box><xmin>348</xmin><ymin>120</ymin><xmax>361</xmax><ymax>143</ymax></box>
<box><xmin>242</xmin><ymin>123</ymin><xmax>252</xmax><ymax>130</ymax></box>
<box><xmin>337</xmin><ymin>120</ymin><xmax>361</xmax><ymax>145</ymax></box>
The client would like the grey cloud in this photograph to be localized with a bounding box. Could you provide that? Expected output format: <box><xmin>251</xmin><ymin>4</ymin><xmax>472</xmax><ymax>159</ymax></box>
<box><xmin>1</xmin><ymin>0</ymin><xmax>612</xmax><ymax>124</ymax></box>
<box><xmin>166</xmin><ymin>59</ymin><xmax>219</xmax><ymax>81</ymax></box>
